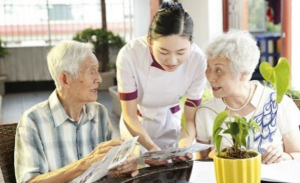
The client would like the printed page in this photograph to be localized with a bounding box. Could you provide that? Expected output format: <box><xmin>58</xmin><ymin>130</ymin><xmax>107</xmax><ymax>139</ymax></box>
<box><xmin>142</xmin><ymin>149</ymin><xmax>168</xmax><ymax>161</ymax></box>
<box><xmin>142</xmin><ymin>143</ymin><xmax>212</xmax><ymax>161</ymax></box>
<box><xmin>76</xmin><ymin>136</ymin><xmax>139</xmax><ymax>183</ymax></box>
<box><xmin>261</xmin><ymin>160</ymin><xmax>300</xmax><ymax>182</ymax></box>
<box><xmin>77</xmin><ymin>147</ymin><xmax>119</xmax><ymax>183</ymax></box>
<box><xmin>108</xmin><ymin>136</ymin><xmax>139</xmax><ymax>170</ymax></box>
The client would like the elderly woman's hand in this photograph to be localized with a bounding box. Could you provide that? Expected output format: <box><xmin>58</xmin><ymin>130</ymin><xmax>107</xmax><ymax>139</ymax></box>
<box><xmin>262</xmin><ymin>145</ymin><xmax>284</xmax><ymax>164</ymax></box>
<box><xmin>112</xmin><ymin>154</ymin><xmax>139</xmax><ymax>177</ymax></box>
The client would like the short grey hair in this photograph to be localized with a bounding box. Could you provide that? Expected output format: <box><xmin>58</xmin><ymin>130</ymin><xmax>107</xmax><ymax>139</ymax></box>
<box><xmin>205</xmin><ymin>29</ymin><xmax>260</xmax><ymax>80</ymax></box>
<box><xmin>47</xmin><ymin>40</ymin><xmax>94</xmax><ymax>90</ymax></box>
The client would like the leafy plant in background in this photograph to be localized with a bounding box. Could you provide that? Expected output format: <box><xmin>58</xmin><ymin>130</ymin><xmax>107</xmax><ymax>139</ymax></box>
<box><xmin>212</xmin><ymin>57</ymin><xmax>290</xmax><ymax>158</ymax></box>
<box><xmin>286</xmin><ymin>88</ymin><xmax>300</xmax><ymax>99</ymax></box>
<box><xmin>73</xmin><ymin>28</ymin><xmax>125</xmax><ymax>72</ymax></box>
<box><xmin>0</xmin><ymin>37</ymin><xmax>9</xmax><ymax>59</ymax></box>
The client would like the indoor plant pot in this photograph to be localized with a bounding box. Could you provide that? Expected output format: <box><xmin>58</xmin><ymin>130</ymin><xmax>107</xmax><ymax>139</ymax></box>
<box><xmin>214</xmin><ymin>153</ymin><xmax>261</xmax><ymax>183</ymax></box>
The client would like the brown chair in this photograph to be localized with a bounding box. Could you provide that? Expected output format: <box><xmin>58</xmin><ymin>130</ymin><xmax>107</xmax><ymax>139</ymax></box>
<box><xmin>0</xmin><ymin>123</ymin><xmax>18</xmax><ymax>183</ymax></box>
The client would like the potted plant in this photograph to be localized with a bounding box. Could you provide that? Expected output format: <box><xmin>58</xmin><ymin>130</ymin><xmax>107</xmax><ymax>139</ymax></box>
<box><xmin>211</xmin><ymin>57</ymin><xmax>290</xmax><ymax>183</ymax></box>
<box><xmin>0</xmin><ymin>37</ymin><xmax>9</xmax><ymax>59</ymax></box>
<box><xmin>286</xmin><ymin>88</ymin><xmax>300</xmax><ymax>110</ymax></box>
<box><xmin>73</xmin><ymin>28</ymin><xmax>125</xmax><ymax>90</ymax></box>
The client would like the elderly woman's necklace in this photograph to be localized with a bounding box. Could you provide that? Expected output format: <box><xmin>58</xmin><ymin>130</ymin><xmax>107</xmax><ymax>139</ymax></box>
<box><xmin>223</xmin><ymin>84</ymin><xmax>252</xmax><ymax>112</ymax></box>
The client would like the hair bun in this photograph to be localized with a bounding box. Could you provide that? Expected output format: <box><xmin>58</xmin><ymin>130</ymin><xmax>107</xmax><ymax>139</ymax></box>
<box><xmin>160</xmin><ymin>2</ymin><xmax>183</xmax><ymax>10</ymax></box>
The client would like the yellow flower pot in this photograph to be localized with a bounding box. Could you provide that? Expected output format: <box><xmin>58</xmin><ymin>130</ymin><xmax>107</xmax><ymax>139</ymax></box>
<box><xmin>214</xmin><ymin>153</ymin><xmax>261</xmax><ymax>183</ymax></box>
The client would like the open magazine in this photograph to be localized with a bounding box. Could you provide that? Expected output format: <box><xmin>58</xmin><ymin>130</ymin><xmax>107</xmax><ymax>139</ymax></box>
<box><xmin>77</xmin><ymin>136</ymin><xmax>139</xmax><ymax>183</ymax></box>
<box><xmin>142</xmin><ymin>143</ymin><xmax>213</xmax><ymax>161</ymax></box>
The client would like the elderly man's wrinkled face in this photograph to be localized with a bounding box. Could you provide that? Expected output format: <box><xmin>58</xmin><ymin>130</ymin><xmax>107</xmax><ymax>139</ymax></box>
<box><xmin>205</xmin><ymin>56</ymin><xmax>240</xmax><ymax>98</ymax></box>
<box><xmin>69</xmin><ymin>54</ymin><xmax>102</xmax><ymax>103</ymax></box>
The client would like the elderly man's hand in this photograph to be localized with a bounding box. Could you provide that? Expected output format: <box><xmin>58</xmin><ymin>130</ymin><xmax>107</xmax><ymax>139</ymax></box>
<box><xmin>87</xmin><ymin>139</ymin><xmax>124</xmax><ymax>166</ymax></box>
<box><xmin>112</xmin><ymin>154</ymin><xmax>139</xmax><ymax>177</ymax></box>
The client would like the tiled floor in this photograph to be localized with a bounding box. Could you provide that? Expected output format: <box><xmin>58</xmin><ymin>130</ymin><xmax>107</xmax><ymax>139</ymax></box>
<box><xmin>1</xmin><ymin>90</ymin><xmax>121</xmax><ymax>183</ymax></box>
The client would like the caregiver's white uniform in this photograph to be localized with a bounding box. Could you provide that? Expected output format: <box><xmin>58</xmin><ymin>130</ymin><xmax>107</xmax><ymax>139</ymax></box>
<box><xmin>116</xmin><ymin>36</ymin><xmax>207</xmax><ymax>153</ymax></box>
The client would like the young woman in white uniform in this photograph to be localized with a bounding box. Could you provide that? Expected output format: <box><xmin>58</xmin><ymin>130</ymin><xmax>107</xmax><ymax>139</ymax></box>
<box><xmin>116</xmin><ymin>2</ymin><xmax>207</xmax><ymax>165</ymax></box>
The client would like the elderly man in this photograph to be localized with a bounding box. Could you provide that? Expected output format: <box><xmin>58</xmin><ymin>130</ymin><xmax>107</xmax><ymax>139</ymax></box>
<box><xmin>14</xmin><ymin>41</ymin><xmax>138</xmax><ymax>183</ymax></box>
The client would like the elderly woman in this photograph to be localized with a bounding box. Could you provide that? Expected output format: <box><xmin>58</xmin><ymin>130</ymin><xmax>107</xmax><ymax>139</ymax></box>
<box><xmin>196</xmin><ymin>29</ymin><xmax>300</xmax><ymax>164</ymax></box>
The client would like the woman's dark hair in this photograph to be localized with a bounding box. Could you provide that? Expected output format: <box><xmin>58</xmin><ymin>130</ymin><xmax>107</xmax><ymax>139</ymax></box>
<box><xmin>148</xmin><ymin>2</ymin><xmax>194</xmax><ymax>41</ymax></box>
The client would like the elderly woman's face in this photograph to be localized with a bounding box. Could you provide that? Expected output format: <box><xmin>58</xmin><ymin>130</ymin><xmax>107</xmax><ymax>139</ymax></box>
<box><xmin>68</xmin><ymin>54</ymin><xmax>102</xmax><ymax>103</ymax></box>
<box><xmin>205</xmin><ymin>57</ymin><xmax>240</xmax><ymax>98</ymax></box>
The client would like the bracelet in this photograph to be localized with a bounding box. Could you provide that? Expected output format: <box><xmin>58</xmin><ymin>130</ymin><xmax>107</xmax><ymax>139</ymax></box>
<box><xmin>287</xmin><ymin>153</ymin><xmax>294</xmax><ymax>160</ymax></box>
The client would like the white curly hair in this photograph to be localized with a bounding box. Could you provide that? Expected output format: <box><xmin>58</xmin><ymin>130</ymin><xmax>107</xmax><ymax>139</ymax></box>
<box><xmin>47</xmin><ymin>40</ymin><xmax>94</xmax><ymax>90</ymax></box>
<box><xmin>205</xmin><ymin>29</ymin><xmax>260</xmax><ymax>80</ymax></box>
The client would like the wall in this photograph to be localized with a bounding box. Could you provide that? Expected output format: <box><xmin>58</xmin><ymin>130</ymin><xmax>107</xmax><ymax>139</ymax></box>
<box><xmin>291</xmin><ymin>0</ymin><xmax>300</xmax><ymax>90</ymax></box>
<box><xmin>133</xmin><ymin>0</ymin><xmax>151</xmax><ymax>38</ymax></box>
<box><xmin>2</xmin><ymin>46</ymin><xmax>52</xmax><ymax>82</ymax></box>
<box><xmin>179</xmin><ymin>0</ymin><xmax>223</xmax><ymax>49</ymax></box>
<box><xmin>132</xmin><ymin>0</ymin><xmax>223</xmax><ymax>48</ymax></box>
<box><xmin>1</xmin><ymin>46</ymin><xmax>120</xmax><ymax>82</ymax></box>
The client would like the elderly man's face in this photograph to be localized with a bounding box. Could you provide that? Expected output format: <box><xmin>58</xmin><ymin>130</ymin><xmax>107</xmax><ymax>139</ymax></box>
<box><xmin>69</xmin><ymin>54</ymin><xmax>102</xmax><ymax>103</ymax></box>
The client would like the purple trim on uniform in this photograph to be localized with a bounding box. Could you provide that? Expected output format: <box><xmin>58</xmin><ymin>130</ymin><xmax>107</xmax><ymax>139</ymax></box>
<box><xmin>170</xmin><ymin>105</ymin><xmax>181</xmax><ymax>114</ymax></box>
<box><xmin>150</xmin><ymin>52</ymin><xmax>165</xmax><ymax>71</ymax></box>
<box><xmin>185</xmin><ymin>98</ymin><xmax>202</xmax><ymax>107</ymax></box>
<box><xmin>119</xmin><ymin>90</ymin><xmax>138</xmax><ymax>101</ymax></box>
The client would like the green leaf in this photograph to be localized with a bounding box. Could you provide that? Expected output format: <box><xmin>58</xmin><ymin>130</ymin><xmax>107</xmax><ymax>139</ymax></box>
<box><xmin>223</xmin><ymin>129</ymin><xmax>231</xmax><ymax>134</ymax></box>
<box><xmin>260</xmin><ymin>61</ymin><xmax>275</xmax><ymax>85</ymax></box>
<box><xmin>259</xmin><ymin>57</ymin><xmax>290</xmax><ymax>103</ymax></box>
<box><xmin>230</xmin><ymin>122</ymin><xmax>239</xmax><ymax>135</ymax></box>
<box><xmin>250</xmin><ymin>119</ymin><xmax>261</xmax><ymax>133</ymax></box>
<box><xmin>213</xmin><ymin>111</ymin><xmax>228</xmax><ymax>136</ymax></box>
<box><xmin>236</xmin><ymin>116</ymin><xmax>248</xmax><ymax>126</ymax></box>
<box><xmin>212</xmin><ymin>111</ymin><xmax>228</xmax><ymax>154</ymax></box>
<box><xmin>241</xmin><ymin>128</ymin><xmax>248</xmax><ymax>148</ymax></box>
<box><xmin>213</xmin><ymin>128</ymin><xmax>222</xmax><ymax>143</ymax></box>
<box><xmin>215</xmin><ymin>134</ymin><xmax>223</xmax><ymax>155</ymax></box>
